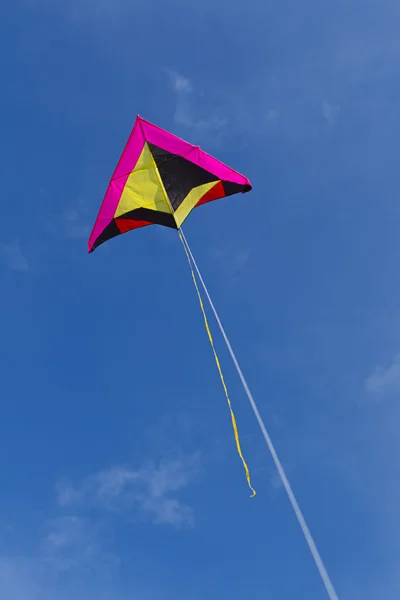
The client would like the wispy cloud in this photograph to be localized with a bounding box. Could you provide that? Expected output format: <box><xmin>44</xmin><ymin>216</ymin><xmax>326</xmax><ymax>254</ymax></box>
<box><xmin>0</xmin><ymin>517</ymin><xmax>119</xmax><ymax>600</ymax></box>
<box><xmin>41</xmin><ymin>516</ymin><xmax>116</xmax><ymax>575</ymax></box>
<box><xmin>365</xmin><ymin>353</ymin><xmax>400</xmax><ymax>397</ymax></box>
<box><xmin>211</xmin><ymin>243</ymin><xmax>255</xmax><ymax>285</ymax></box>
<box><xmin>322</xmin><ymin>101</ymin><xmax>340</xmax><ymax>127</ymax></box>
<box><xmin>0</xmin><ymin>558</ymin><xmax>40</xmax><ymax>600</ymax></box>
<box><xmin>56</xmin><ymin>454</ymin><xmax>201</xmax><ymax>526</ymax></box>
<box><xmin>0</xmin><ymin>456</ymin><xmax>197</xmax><ymax>598</ymax></box>
<box><xmin>47</xmin><ymin>197</ymin><xmax>92</xmax><ymax>241</ymax></box>
<box><xmin>166</xmin><ymin>68</ymin><xmax>228</xmax><ymax>139</ymax></box>
<box><xmin>0</xmin><ymin>455</ymin><xmax>199</xmax><ymax>599</ymax></box>
<box><xmin>266</xmin><ymin>108</ymin><xmax>280</xmax><ymax>123</ymax></box>
<box><xmin>165</xmin><ymin>68</ymin><xmax>282</xmax><ymax>145</ymax></box>
<box><xmin>0</xmin><ymin>554</ymin><xmax>129</xmax><ymax>600</ymax></box>
<box><xmin>59</xmin><ymin>210</ymin><xmax>91</xmax><ymax>239</ymax></box>
<box><xmin>0</xmin><ymin>240</ymin><xmax>28</xmax><ymax>272</ymax></box>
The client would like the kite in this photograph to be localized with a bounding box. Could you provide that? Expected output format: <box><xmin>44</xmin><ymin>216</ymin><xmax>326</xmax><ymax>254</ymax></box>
<box><xmin>88</xmin><ymin>116</ymin><xmax>251</xmax><ymax>252</ymax></box>
<box><xmin>88</xmin><ymin>115</ymin><xmax>255</xmax><ymax>497</ymax></box>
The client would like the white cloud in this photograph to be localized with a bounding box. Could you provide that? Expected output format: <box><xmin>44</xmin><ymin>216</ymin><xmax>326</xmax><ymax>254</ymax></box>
<box><xmin>211</xmin><ymin>243</ymin><xmax>255</xmax><ymax>285</ymax></box>
<box><xmin>60</xmin><ymin>210</ymin><xmax>90</xmax><ymax>239</ymax></box>
<box><xmin>365</xmin><ymin>353</ymin><xmax>400</xmax><ymax>397</ymax></box>
<box><xmin>266</xmin><ymin>108</ymin><xmax>280</xmax><ymax>123</ymax></box>
<box><xmin>56</xmin><ymin>454</ymin><xmax>200</xmax><ymax>526</ymax></box>
<box><xmin>0</xmin><ymin>516</ymin><xmax>120</xmax><ymax>600</ymax></box>
<box><xmin>0</xmin><ymin>553</ymin><xmax>131</xmax><ymax>600</ymax></box>
<box><xmin>0</xmin><ymin>559</ymin><xmax>40</xmax><ymax>600</ymax></box>
<box><xmin>47</xmin><ymin>198</ymin><xmax>92</xmax><ymax>241</ymax></box>
<box><xmin>41</xmin><ymin>516</ymin><xmax>116</xmax><ymax>575</ymax></box>
<box><xmin>0</xmin><ymin>455</ymin><xmax>200</xmax><ymax>599</ymax></box>
<box><xmin>166</xmin><ymin>68</ymin><xmax>228</xmax><ymax>138</ymax></box>
<box><xmin>0</xmin><ymin>240</ymin><xmax>28</xmax><ymax>272</ymax></box>
<box><xmin>322</xmin><ymin>101</ymin><xmax>340</xmax><ymax>127</ymax></box>
<box><xmin>169</xmin><ymin>70</ymin><xmax>193</xmax><ymax>95</ymax></box>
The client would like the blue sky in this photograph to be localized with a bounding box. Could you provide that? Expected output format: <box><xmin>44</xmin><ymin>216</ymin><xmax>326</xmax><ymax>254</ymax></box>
<box><xmin>1</xmin><ymin>0</ymin><xmax>400</xmax><ymax>598</ymax></box>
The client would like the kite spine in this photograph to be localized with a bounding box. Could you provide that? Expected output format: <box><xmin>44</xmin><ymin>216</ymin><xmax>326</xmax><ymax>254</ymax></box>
<box><xmin>179</xmin><ymin>229</ymin><xmax>340</xmax><ymax>600</ymax></box>
<box><xmin>178</xmin><ymin>230</ymin><xmax>256</xmax><ymax>498</ymax></box>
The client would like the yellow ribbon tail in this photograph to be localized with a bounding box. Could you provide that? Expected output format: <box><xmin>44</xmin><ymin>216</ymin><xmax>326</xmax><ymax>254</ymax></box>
<box><xmin>179</xmin><ymin>231</ymin><xmax>256</xmax><ymax>498</ymax></box>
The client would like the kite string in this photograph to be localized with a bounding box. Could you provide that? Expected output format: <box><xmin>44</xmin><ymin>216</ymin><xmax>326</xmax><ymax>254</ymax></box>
<box><xmin>179</xmin><ymin>228</ymin><xmax>340</xmax><ymax>600</ymax></box>
<box><xmin>178</xmin><ymin>230</ymin><xmax>256</xmax><ymax>498</ymax></box>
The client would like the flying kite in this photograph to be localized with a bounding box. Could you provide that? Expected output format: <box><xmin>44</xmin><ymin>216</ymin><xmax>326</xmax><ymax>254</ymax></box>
<box><xmin>88</xmin><ymin>116</ymin><xmax>251</xmax><ymax>252</ymax></box>
<box><xmin>88</xmin><ymin>116</ymin><xmax>341</xmax><ymax>600</ymax></box>
<box><xmin>88</xmin><ymin>115</ymin><xmax>255</xmax><ymax>495</ymax></box>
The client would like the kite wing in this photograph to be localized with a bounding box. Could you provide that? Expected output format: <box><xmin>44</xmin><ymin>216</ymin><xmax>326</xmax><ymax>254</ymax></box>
<box><xmin>88</xmin><ymin>116</ymin><xmax>252</xmax><ymax>252</ymax></box>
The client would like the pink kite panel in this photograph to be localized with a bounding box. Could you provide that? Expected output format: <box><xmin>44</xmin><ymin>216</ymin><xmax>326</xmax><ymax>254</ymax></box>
<box><xmin>88</xmin><ymin>119</ymin><xmax>147</xmax><ymax>252</ymax></box>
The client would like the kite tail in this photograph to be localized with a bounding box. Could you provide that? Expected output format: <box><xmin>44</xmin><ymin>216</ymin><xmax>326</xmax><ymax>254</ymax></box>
<box><xmin>178</xmin><ymin>230</ymin><xmax>256</xmax><ymax>498</ymax></box>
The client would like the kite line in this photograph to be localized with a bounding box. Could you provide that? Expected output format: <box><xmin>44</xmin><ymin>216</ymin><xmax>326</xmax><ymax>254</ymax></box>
<box><xmin>178</xmin><ymin>230</ymin><xmax>256</xmax><ymax>497</ymax></box>
<box><xmin>179</xmin><ymin>229</ymin><xmax>340</xmax><ymax>600</ymax></box>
